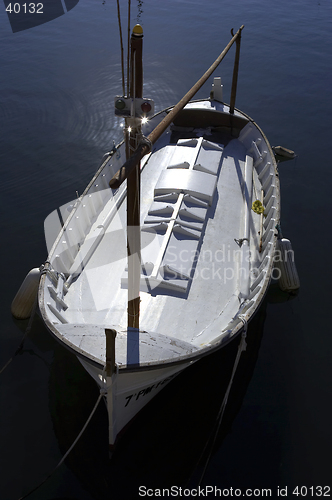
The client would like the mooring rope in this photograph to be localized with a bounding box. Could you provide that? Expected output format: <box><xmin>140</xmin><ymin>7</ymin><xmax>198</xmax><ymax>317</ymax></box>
<box><xmin>17</xmin><ymin>391</ymin><xmax>104</xmax><ymax>500</ymax></box>
<box><xmin>6</xmin><ymin>273</ymin><xmax>107</xmax><ymax>499</ymax></box>
<box><xmin>0</xmin><ymin>293</ymin><xmax>39</xmax><ymax>375</ymax></box>
<box><xmin>2</xmin><ymin>263</ymin><xmax>51</xmax><ymax>375</ymax></box>
<box><xmin>193</xmin><ymin>318</ymin><xmax>248</xmax><ymax>487</ymax></box>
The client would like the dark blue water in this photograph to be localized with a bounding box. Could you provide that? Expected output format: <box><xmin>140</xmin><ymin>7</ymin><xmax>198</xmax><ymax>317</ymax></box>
<box><xmin>1</xmin><ymin>1</ymin><xmax>332</xmax><ymax>499</ymax></box>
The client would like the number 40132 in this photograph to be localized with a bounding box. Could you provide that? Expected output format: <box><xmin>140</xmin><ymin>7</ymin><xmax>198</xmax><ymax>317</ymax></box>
<box><xmin>5</xmin><ymin>3</ymin><xmax>43</xmax><ymax>14</ymax></box>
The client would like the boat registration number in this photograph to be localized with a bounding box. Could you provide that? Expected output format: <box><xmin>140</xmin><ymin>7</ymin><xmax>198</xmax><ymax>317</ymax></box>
<box><xmin>124</xmin><ymin>374</ymin><xmax>176</xmax><ymax>407</ymax></box>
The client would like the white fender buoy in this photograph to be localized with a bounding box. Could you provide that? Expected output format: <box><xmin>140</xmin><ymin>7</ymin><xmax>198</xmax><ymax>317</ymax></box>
<box><xmin>272</xmin><ymin>145</ymin><xmax>296</xmax><ymax>160</ymax></box>
<box><xmin>11</xmin><ymin>268</ymin><xmax>41</xmax><ymax>320</ymax></box>
<box><xmin>274</xmin><ymin>238</ymin><xmax>300</xmax><ymax>292</ymax></box>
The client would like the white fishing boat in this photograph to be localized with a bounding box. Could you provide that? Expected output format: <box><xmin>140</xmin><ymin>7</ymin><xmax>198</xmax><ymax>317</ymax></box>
<box><xmin>14</xmin><ymin>25</ymin><xmax>284</xmax><ymax>448</ymax></box>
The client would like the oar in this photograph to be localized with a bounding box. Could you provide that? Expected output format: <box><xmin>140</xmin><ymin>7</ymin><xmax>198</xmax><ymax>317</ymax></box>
<box><xmin>109</xmin><ymin>25</ymin><xmax>244</xmax><ymax>189</ymax></box>
<box><xmin>258</xmin><ymin>188</ymin><xmax>264</xmax><ymax>253</ymax></box>
<box><xmin>239</xmin><ymin>155</ymin><xmax>253</xmax><ymax>301</ymax></box>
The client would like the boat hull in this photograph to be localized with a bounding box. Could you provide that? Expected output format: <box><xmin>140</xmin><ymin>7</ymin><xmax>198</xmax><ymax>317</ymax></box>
<box><xmin>79</xmin><ymin>357</ymin><xmax>193</xmax><ymax>446</ymax></box>
<box><xmin>38</xmin><ymin>98</ymin><xmax>280</xmax><ymax>447</ymax></box>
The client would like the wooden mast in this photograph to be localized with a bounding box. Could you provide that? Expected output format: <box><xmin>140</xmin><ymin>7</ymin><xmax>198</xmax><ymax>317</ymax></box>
<box><xmin>126</xmin><ymin>24</ymin><xmax>143</xmax><ymax>329</ymax></box>
<box><xmin>110</xmin><ymin>25</ymin><xmax>245</xmax><ymax>190</ymax></box>
<box><xmin>229</xmin><ymin>27</ymin><xmax>242</xmax><ymax>115</ymax></box>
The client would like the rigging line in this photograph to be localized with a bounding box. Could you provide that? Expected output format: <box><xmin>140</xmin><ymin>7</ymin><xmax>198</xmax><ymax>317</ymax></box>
<box><xmin>127</xmin><ymin>0</ymin><xmax>131</xmax><ymax>97</ymax></box>
<box><xmin>116</xmin><ymin>0</ymin><xmax>125</xmax><ymax>96</ymax></box>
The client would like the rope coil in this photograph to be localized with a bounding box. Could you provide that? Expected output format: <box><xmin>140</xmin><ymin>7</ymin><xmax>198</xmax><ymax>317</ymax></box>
<box><xmin>139</xmin><ymin>135</ymin><xmax>153</xmax><ymax>152</ymax></box>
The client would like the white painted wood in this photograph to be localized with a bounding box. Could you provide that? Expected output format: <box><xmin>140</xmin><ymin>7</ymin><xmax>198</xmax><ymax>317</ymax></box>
<box><xmin>239</xmin><ymin>155</ymin><xmax>254</xmax><ymax>301</ymax></box>
<box><xmin>11</xmin><ymin>268</ymin><xmax>40</xmax><ymax>319</ymax></box>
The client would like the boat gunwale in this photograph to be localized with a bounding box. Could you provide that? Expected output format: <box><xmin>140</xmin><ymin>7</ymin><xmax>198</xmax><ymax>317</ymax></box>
<box><xmin>38</xmin><ymin>314</ymin><xmax>246</xmax><ymax>372</ymax></box>
<box><xmin>38</xmin><ymin>98</ymin><xmax>280</xmax><ymax>373</ymax></box>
